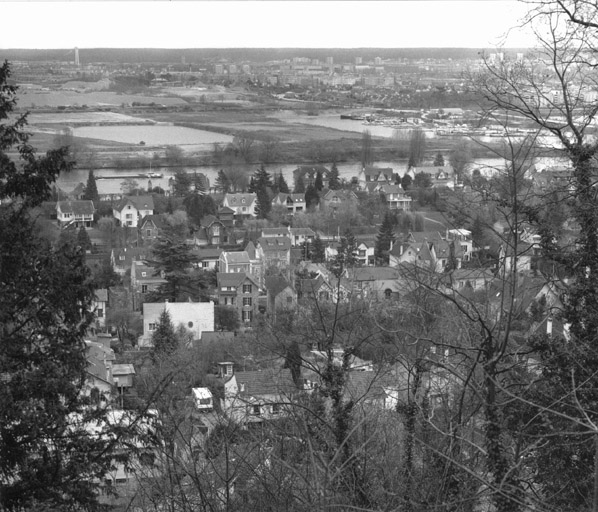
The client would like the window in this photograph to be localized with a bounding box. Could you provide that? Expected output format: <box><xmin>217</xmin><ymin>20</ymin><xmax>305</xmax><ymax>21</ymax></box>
<box><xmin>242</xmin><ymin>310</ymin><xmax>253</xmax><ymax>322</ymax></box>
<box><xmin>243</xmin><ymin>284</ymin><xmax>252</xmax><ymax>294</ymax></box>
<box><xmin>243</xmin><ymin>297</ymin><xmax>252</xmax><ymax>307</ymax></box>
<box><xmin>271</xmin><ymin>403</ymin><xmax>280</xmax><ymax>415</ymax></box>
<box><xmin>97</xmin><ymin>308</ymin><xmax>104</xmax><ymax>318</ymax></box>
<box><xmin>127</xmin><ymin>205</ymin><xmax>131</xmax><ymax>209</ymax></box>
<box><xmin>242</xmin><ymin>207</ymin><xmax>247</xmax><ymax>212</ymax></box>
<box><xmin>146</xmin><ymin>229</ymin><xmax>151</xmax><ymax>236</ymax></box>
<box><xmin>384</xmin><ymin>289</ymin><xmax>392</xmax><ymax>300</ymax></box>
<box><xmin>119</xmin><ymin>255</ymin><xmax>125</xmax><ymax>261</ymax></box>
<box><xmin>252</xmin><ymin>404</ymin><xmax>261</xmax><ymax>415</ymax></box>
<box><xmin>142</xmin><ymin>284</ymin><xmax>148</xmax><ymax>293</ymax></box>
<box><xmin>287</xmin><ymin>296</ymin><xmax>293</xmax><ymax>303</ymax></box>
<box><xmin>202</xmin><ymin>261</ymin><xmax>209</xmax><ymax>268</ymax></box>
<box><xmin>213</xmin><ymin>226</ymin><xmax>220</xmax><ymax>235</ymax></box>
<box><xmin>125</xmin><ymin>214</ymin><xmax>133</xmax><ymax>220</ymax></box>
<box><xmin>148</xmin><ymin>323</ymin><xmax>156</xmax><ymax>331</ymax></box>
<box><xmin>224</xmin><ymin>297</ymin><xmax>228</xmax><ymax>305</ymax></box>
<box><xmin>141</xmin><ymin>272</ymin><xmax>147</xmax><ymax>277</ymax></box>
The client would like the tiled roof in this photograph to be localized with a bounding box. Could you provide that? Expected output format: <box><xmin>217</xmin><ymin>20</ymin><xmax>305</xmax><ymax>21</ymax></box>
<box><xmin>224</xmin><ymin>193</ymin><xmax>256</xmax><ymax>207</ymax></box>
<box><xmin>262</xmin><ymin>227</ymin><xmax>289</xmax><ymax>237</ymax></box>
<box><xmin>58</xmin><ymin>200</ymin><xmax>95</xmax><ymax>215</ymax></box>
<box><xmin>115</xmin><ymin>195</ymin><xmax>154</xmax><ymax>212</ymax></box>
<box><xmin>140</xmin><ymin>214</ymin><xmax>167</xmax><ymax>230</ymax></box>
<box><xmin>257</xmin><ymin>236</ymin><xmax>292</xmax><ymax>251</ymax></box>
<box><xmin>235</xmin><ymin>368</ymin><xmax>297</xmax><ymax>398</ymax></box>
<box><xmin>217</xmin><ymin>272</ymin><xmax>258</xmax><ymax>288</ymax></box>
<box><xmin>223</xmin><ymin>251</ymin><xmax>250</xmax><ymax>264</ymax></box>
<box><xmin>200</xmin><ymin>215</ymin><xmax>221</xmax><ymax>228</ymax></box>
<box><xmin>113</xmin><ymin>364</ymin><xmax>136</xmax><ymax>376</ymax></box>
<box><xmin>347</xmin><ymin>267</ymin><xmax>401</xmax><ymax>281</ymax></box>
<box><xmin>265</xmin><ymin>276</ymin><xmax>292</xmax><ymax>297</ymax></box>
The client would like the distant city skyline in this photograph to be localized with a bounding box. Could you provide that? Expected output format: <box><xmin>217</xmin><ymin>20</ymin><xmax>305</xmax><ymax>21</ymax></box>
<box><xmin>2</xmin><ymin>1</ymin><xmax>536</xmax><ymax>50</ymax></box>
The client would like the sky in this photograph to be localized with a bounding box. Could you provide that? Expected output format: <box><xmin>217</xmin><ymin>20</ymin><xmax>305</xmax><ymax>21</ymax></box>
<box><xmin>1</xmin><ymin>0</ymin><xmax>536</xmax><ymax>49</ymax></box>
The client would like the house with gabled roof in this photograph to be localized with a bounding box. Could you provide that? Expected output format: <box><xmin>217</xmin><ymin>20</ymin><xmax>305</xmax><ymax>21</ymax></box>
<box><xmin>222</xmin><ymin>193</ymin><xmax>257</xmax><ymax>219</ymax></box>
<box><xmin>219</xmin><ymin>250</ymin><xmax>251</xmax><ymax>274</ymax></box>
<box><xmin>138</xmin><ymin>214</ymin><xmax>168</xmax><ymax>246</ymax></box>
<box><xmin>217</xmin><ymin>206</ymin><xmax>235</xmax><ymax>227</ymax></box>
<box><xmin>293</xmin><ymin>165</ymin><xmax>330</xmax><ymax>189</ymax></box>
<box><xmin>264</xmin><ymin>276</ymin><xmax>296</xmax><ymax>317</ymax></box>
<box><xmin>111</xmin><ymin>246</ymin><xmax>150</xmax><ymax>276</ymax></box>
<box><xmin>219</xmin><ymin>363</ymin><xmax>300</xmax><ymax>424</ymax></box>
<box><xmin>191</xmin><ymin>247</ymin><xmax>223</xmax><ymax>271</ymax></box>
<box><xmin>345</xmin><ymin>267</ymin><xmax>402</xmax><ymax>300</ymax></box>
<box><xmin>320</xmin><ymin>189</ymin><xmax>358</xmax><ymax>213</ymax></box>
<box><xmin>194</xmin><ymin>215</ymin><xmax>228</xmax><ymax>247</ymax></box>
<box><xmin>357</xmin><ymin>166</ymin><xmax>395</xmax><ymax>189</ymax></box>
<box><xmin>389</xmin><ymin>241</ymin><xmax>437</xmax><ymax>270</ymax></box>
<box><xmin>378</xmin><ymin>184</ymin><xmax>412</xmax><ymax>211</ymax></box>
<box><xmin>130</xmin><ymin>260</ymin><xmax>166</xmax><ymax>310</ymax></box>
<box><xmin>411</xmin><ymin>165</ymin><xmax>456</xmax><ymax>188</ymax></box>
<box><xmin>56</xmin><ymin>200</ymin><xmax>95</xmax><ymax>228</ymax></box>
<box><xmin>217</xmin><ymin>272</ymin><xmax>260</xmax><ymax>324</ymax></box>
<box><xmin>271</xmin><ymin>192</ymin><xmax>306</xmax><ymax>215</ymax></box>
<box><xmin>113</xmin><ymin>195</ymin><xmax>154</xmax><ymax>227</ymax></box>
<box><xmin>256</xmin><ymin>236</ymin><xmax>292</xmax><ymax>269</ymax></box>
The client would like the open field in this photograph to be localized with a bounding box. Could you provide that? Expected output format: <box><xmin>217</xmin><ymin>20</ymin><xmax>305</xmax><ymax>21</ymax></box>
<box><xmin>16</xmin><ymin>90</ymin><xmax>188</xmax><ymax>109</ymax></box>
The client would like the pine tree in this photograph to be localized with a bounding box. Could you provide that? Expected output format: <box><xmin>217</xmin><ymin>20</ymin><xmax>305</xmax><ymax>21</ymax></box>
<box><xmin>330</xmin><ymin>229</ymin><xmax>359</xmax><ymax>277</ymax></box>
<box><xmin>305</xmin><ymin>183</ymin><xmax>320</xmax><ymax>209</ymax></box>
<box><xmin>312</xmin><ymin>234</ymin><xmax>326</xmax><ymax>263</ymax></box>
<box><xmin>252</xmin><ymin>163</ymin><xmax>273</xmax><ymax>190</ymax></box>
<box><xmin>255</xmin><ymin>187</ymin><xmax>272</xmax><ymax>219</ymax></box>
<box><xmin>401</xmin><ymin>173</ymin><xmax>413</xmax><ymax>190</ymax></box>
<box><xmin>215</xmin><ymin>169</ymin><xmax>231</xmax><ymax>194</ymax></box>
<box><xmin>83</xmin><ymin>168</ymin><xmax>99</xmax><ymax>202</ymax></box>
<box><xmin>77</xmin><ymin>224</ymin><xmax>92</xmax><ymax>252</ymax></box>
<box><xmin>294</xmin><ymin>174</ymin><xmax>306</xmax><ymax>193</ymax></box>
<box><xmin>151</xmin><ymin>308</ymin><xmax>178</xmax><ymax>359</ymax></box>
<box><xmin>315</xmin><ymin>170</ymin><xmax>324</xmax><ymax>191</ymax></box>
<box><xmin>433</xmin><ymin>151</ymin><xmax>445</xmax><ymax>167</ymax></box>
<box><xmin>375</xmin><ymin>211</ymin><xmax>396</xmax><ymax>264</ymax></box>
<box><xmin>328</xmin><ymin>162</ymin><xmax>341</xmax><ymax>190</ymax></box>
<box><xmin>277</xmin><ymin>172</ymin><xmax>290</xmax><ymax>194</ymax></box>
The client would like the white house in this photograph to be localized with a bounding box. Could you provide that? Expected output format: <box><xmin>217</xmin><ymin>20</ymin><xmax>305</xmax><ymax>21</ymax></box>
<box><xmin>222</xmin><ymin>193</ymin><xmax>257</xmax><ymax>219</ymax></box>
<box><xmin>192</xmin><ymin>387</ymin><xmax>214</xmax><ymax>411</ymax></box>
<box><xmin>140</xmin><ymin>301</ymin><xmax>215</xmax><ymax>347</ymax></box>
<box><xmin>113</xmin><ymin>195</ymin><xmax>155</xmax><ymax>228</ymax></box>
<box><xmin>56</xmin><ymin>200</ymin><xmax>95</xmax><ymax>228</ymax></box>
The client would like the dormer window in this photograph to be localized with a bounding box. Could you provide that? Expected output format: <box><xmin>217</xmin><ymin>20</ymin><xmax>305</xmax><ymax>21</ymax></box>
<box><xmin>141</xmin><ymin>272</ymin><xmax>147</xmax><ymax>277</ymax></box>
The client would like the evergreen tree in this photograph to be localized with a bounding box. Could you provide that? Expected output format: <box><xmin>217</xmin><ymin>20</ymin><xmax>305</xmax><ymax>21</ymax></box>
<box><xmin>413</xmin><ymin>172</ymin><xmax>432</xmax><ymax>188</ymax></box>
<box><xmin>173</xmin><ymin>170</ymin><xmax>192</xmax><ymax>196</ymax></box>
<box><xmin>294</xmin><ymin>174</ymin><xmax>306</xmax><ymax>193</ymax></box>
<box><xmin>247</xmin><ymin>176</ymin><xmax>257</xmax><ymax>193</ymax></box>
<box><xmin>77</xmin><ymin>224</ymin><xmax>92</xmax><ymax>252</ymax></box>
<box><xmin>277</xmin><ymin>172</ymin><xmax>290</xmax><ymax>194</ymax></box>
<box><xmin>183</xmin><ymin>192</ymin><xmax>216</xmax><ymax>227</ymax></box>
<box><xmin>311</xmin><ymin>234</ymin><xmax>326</xmax><ymax>263</ymax></box>
<box><xmin>149</xmin><ymin>229</ymin><xmax>199</xmax><ymax>302</ymax></box>
<box><xmin>0</xmin><ymin>61</ymin><xmax>136</xmax><ymax>511</ymax></box>
<box><xmin>255</xmin><ymin>187</ymin><xmax>272</xmax><ymax>219</ymax></box>
<box><xmin>375</xmin><ymin>211</ymin><xmax>396</xmax><ymax>264</ymax></box>
<box><xmin>252</xmin><ymin>163</ymin><xmax>273</xmax><ymax>190</ymax></box>
<box><xmin>151</xmin><ymin>309</ymin><xmax>177</xmax><ymax>360</ymax></box>
<box><xmin>215</xmin><ymin>169</ymin><xmax>231</xmax><ymax>194</ymax></box>
<box><xmin>330</xmin><ymin>229</ymin><xmax>359</xmax><ymax>277</ymax></box>
<box><xmin>315</xmin><ymin>170</ymin><xmax>324</xmax><ymax>191</ymax></box>
<box><xmin>328</xmin><ymin>162</ymin><xmax>341</xmax><ymax>190</ymax></box>
<box><xmin>401</xmin><ymin>173</ymin><xmax>413</xmax><ymax>190</ymax></box>
<box><xmin>305</xmin><ymin>183</ymin><xmax>320</xmax><ymax>209</ymax></box>
<box><xmin>433</xmin><ymin>151</ymin><xmax>445</xmax><ymax>167</ymax></box>
<box><xmin>82</xmin><ymin>168</ymin><xmax>99</xmax><ymax>202</ymax></box>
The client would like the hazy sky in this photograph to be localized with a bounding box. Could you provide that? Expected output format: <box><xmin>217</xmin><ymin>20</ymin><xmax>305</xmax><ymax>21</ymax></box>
<box><xmin>2</xmin><ymin>1</ymin><xmax>535</xmax><ymax>49</ymax></box>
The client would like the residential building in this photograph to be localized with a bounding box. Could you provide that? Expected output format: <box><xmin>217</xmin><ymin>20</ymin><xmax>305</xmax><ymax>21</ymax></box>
<box><xmin>56</xmin><ymin>200</ymin><xmax>95</xmax><ymax>228</ymax></box>
<box><xmin>219</xmin><ymin>250</ymin><xmax>251</xmax><ymax>274</ymax></box>
<box><xmin>264</xmin><ymin>276</ymin><xmax>296</xmax><ymax>318</ymax></box>
<box><xmin>441</xmin><ymin>268</ymin><xmax>495</xmax><ymax>292</ymax></box>
<box><xmin>84</xmin><ymin>340</ymin><xmax>116</xmax><ymax>406</ymax></box>
<box><xmin>355</xmin><ymin>240</ymin><xmax>375</xmax><ymax>266</ymax></box>
<box><xmin>191</xmin><ymin>247</ymin><xmax>223</xmax><ymax>271</ymax></box>
<box><xmin>378</xmin><ymin>184</ymin><xmax>412</xmax><ymax>211</ymax></box>
<box><xmin>194</xmin><ymin>215</ymin><xmax>228</xmax><ymax>246</ymax></box>
<box><xmin>320</xmin><ymin>189</ymin><xmax>358</xmax><ymax>213</ymax></box>
<box><xmin>271</xmin><ymin>192</ymin><xmax>307</xmax><ymax>215</ymax></box>
<box><xmin>217</xmin><ymin>272</ymin><xmax>260</xmax><ymax>324</ymax></box>
<box><xmin>220</xmin><ymin>363</ymin><xmax>299</xmax><ymax>425</ymax></box>
<box><xmin>217</xmin><ymin>206</ymin><xmax>235</xmax><ymax>227</ymax></box>
<box><xmin>140</xmin><ymin>301</ymin><xmax>215</xmax><ymax>347</ymax></box>
<box><xmin>345</xmin><ymin>267</ymin><xmax>402</xmax><ymax>300</ymax></box>
<box><xmin>111</xmin><ymin>247</ymin><xmax>149</xmax><ymax>276</ymax></box>
<box><xmin>446</xmin><ymin>229</ymin><xmax>473</xmax><ymax>262</ymax></box>
<box><xmin>256</xmin><ymin>236</ymin><xmax>292</xmax><ymax>269</ymax></box>
<box><xmin>411</xmin><ymin>165</ymin><xmax>456</xmax><ymax>188</ymax></box>
<box><xmin>357</xmin><ymin>166</ymin><xmax>395</xmax><ymax>189</ymax></box>
<box><xmin>92</xmin><ymin>289</ymin><xmax>108</xmax><ymax>329</ymax></box>
<box><xmin>130</xmin><ymin>260</ymin><xmax>166</xmax><ymax>310</ymax></box>
<box><xmin>113</xmin><ymin>195</ymin><xmax>155</xmax><ymax>227</ymax></box>
<box><xmin>293</xmin><ymin>165</ymin><xmax>330</xmax><ymax>188</ymax></box>
<box><xmin>261</xmin><ymin>226</ymin><xmax>315</xmax><ymax>247</ymax></box>
<box><xmin>138</xmin><ymin>214</ymin><xmax>167</xmax><ymax>246</ymax></box>
<box><xmin>192</xmin><ymin>387</ymin><xmax>214</xmax><ymax>412</ymax></box>
<box><xmin>222</xmin><ymin>193</ymin><xmax>257</xmax><ymax>219</ymax></box>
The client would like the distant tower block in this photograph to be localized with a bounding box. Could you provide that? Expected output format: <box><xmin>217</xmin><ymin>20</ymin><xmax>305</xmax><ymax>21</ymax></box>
<box><xmin>74</xmin><ymin>47</ymin><xmax>80</xmax><ymax>66</ymax></box>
